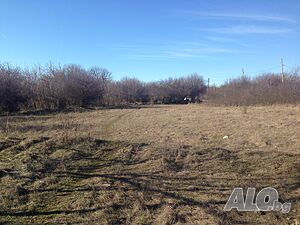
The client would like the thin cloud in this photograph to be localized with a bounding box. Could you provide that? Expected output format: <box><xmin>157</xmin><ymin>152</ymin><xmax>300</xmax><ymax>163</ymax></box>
<box><xmin>105</xmin><ymin>44</ymin><xmax>141</xmax><ymax>50</ymax></box>
<box><xmin>125</xmin><ymin>46</ymin><xmax>236</xmax><ymax>60</ymax></box>
<box><xmin>176</xmin><ymin>10</ymin><xmax>296</xmax><ymax>23</ymax></box>
<box><xmin>206</xmin><ymin>36</ymin><xmax>236</xmax><ymax>43</ymax></box>
<box><xmin>197</xmin><ymin>25</ymin><xmax>292</xmax><ymax>34</ymax></box>
<box><xmin>127</xmin><ymin>53</ymin><xmax>193</xmax><ymax>60</ymax></box>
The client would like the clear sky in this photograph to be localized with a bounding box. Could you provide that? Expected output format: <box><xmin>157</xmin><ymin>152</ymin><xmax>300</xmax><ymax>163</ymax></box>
<box><xmin>0</xmin><ymin>0</ymin><xmax>299</xmax><ymax>84</ymax></box>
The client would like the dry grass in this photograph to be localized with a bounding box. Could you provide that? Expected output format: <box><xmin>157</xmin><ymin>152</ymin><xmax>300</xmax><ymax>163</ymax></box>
<box><xmin>0</xmin><ymin>104</ymin><xmax>299</xmax><ymax>224</ymax></box>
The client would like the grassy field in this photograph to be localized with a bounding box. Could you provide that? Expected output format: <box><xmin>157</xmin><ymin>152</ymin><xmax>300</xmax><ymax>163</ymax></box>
<box><xmin>0</xmin><ymin>104</ymin><xmax>299</xmax><ymax>225</ymax></box>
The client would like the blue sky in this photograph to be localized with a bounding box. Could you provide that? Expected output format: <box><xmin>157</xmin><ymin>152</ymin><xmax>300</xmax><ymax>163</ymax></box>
<box><xmin>0</xmin><ymin>0</ymin><xmax>299</xmax><ymax>85</ymax></box>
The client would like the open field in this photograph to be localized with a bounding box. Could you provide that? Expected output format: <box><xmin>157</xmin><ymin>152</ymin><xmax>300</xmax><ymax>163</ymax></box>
<box><xmin>0</xmin><ymin>104</ymin><xmax>299</xmax><ymax>225</ymax></box>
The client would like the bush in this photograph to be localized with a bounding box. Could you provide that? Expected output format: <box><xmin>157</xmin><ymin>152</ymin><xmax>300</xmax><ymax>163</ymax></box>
<box><xmin>209</xmin><ymin>69</ymin><xmax>300</xmax><ymax>105</ymax></box>
<box><xmin>147</xmin><ymin>73</ymin><xmax>206</xmax><ymax>104</ymax></box>
<box><xmin>0</xmin><ymin>63</ymin><xmax>111</xmax><ymax>113</ymax></box>
<box><xmin>3</xmin><ymin>61</ymin><xmax>299</xmax><ymax>112</ymax></box>
<box><xmin>0</xmin><ymin>64</ymin><xmax>31</xmax><ymax>112</ymax></box>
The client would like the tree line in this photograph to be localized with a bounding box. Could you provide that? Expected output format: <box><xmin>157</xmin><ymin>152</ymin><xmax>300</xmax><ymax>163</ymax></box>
<box><xmin>2</xmin><ymin>62</ymin><xmax>300</xmax><ymax>113</ymax></box>
<box><xmin>0</xmin><ymin>63</ymin><xmax>206</xmax><ymax>113</ymax></box>
<box><xmin>208</xmin><ymin>68</ymin><xmax>300</xmax><ymax>105</ymax></box>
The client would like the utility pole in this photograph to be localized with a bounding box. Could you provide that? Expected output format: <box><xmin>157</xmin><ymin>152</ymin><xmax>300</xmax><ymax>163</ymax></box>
<box><xmin>280</xmin><ymin>58</ymin><xmax>285</xmax><ymax>83</ymax></box>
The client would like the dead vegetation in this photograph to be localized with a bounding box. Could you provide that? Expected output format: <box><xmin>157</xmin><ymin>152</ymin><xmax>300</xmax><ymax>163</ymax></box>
<box><xmin>0</xmin><ymin>105</ymin><xmax>299</xmax><ymax>224</ymax></box>
<box><xmin>208</xmin><ymin>70</ymin><xmax>300</xmax><ymax>106</ymax></box>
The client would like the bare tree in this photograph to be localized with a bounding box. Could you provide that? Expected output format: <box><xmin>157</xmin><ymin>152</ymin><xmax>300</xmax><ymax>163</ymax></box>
<box><xmin>0</xmin><ymin>64</ymin><xmax>30</xmax><ymax>112</ymax></box>
<box><xmin>209</xmin><ymin>69</ymin><xmax>300</xmax><ymax>105</ymax></box>
<box><xmin>118</xmin><ymin>77</ymin><xmax>148</xmax><ymax>103</ymax></box>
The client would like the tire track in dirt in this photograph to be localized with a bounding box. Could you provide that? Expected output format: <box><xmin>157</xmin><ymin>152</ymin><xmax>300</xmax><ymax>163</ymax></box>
<box><xmin>101</xmin><ymin>110</ymin><xmax>135</xmax><ymax>137</ymax></box>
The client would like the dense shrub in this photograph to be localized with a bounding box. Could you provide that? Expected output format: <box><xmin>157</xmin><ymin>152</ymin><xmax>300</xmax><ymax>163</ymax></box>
<box><xmin>209</xmin><ymin>69</ymin><xmax>300</xmax><ymax>105</ymax></box>
<box><xmin>0</xmin><ymin>63</ymin><xmax>111</xmax><ymax>112</ymax></box>
<box><xmin>0</xmin><ymin>63</ymin><xmax>206</xmax><ymax>112</ymax></box>
<box><xmin>3</xmin><ymin>61</ymin><xmax>298</xmax><ymax>112</ymax></box>
<box><xmin>147</xmin><ymin>74</ymin><xmax>206</xmax><ymax>104</ymax></box>
<box><xmin>104</xmin><ymin>74</ymin><xmax>206</xmax><ymax>105</ymax></box>
<box><xmin>0</xmin><ymin>64</ymin><xmax>31</xmax><ymax>112</ymax></box>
